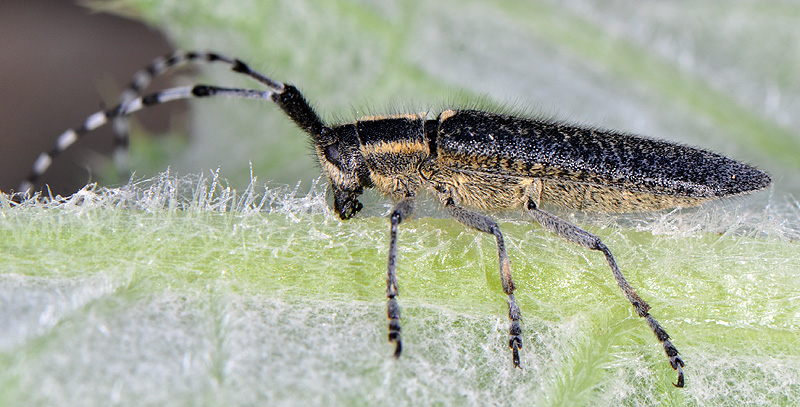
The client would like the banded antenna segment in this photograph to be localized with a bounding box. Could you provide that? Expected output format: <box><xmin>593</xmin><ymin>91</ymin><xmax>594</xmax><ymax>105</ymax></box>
<box><xmin>19</xmin><ymin>51</ymin><xmax>287</xmax><ymax>197</ymax></box>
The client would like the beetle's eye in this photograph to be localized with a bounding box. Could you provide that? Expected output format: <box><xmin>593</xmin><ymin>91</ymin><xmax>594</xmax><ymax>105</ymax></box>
<box><xmin>324</xmin><ymin>144</ymin><xmax>340</xmax><ymax>165</ymax></box>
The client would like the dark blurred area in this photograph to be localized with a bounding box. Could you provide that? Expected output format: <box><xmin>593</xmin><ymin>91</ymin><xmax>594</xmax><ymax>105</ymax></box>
<box><xmin>0</xmin><ymin>0</ymin><xmax>182</xmax><ymax>196</ymax></box>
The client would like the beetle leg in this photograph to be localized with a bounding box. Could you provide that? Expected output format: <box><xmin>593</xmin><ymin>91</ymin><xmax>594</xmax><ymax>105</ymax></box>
<box><xmin>386</xmin><ymin>196</ymin><xmax>416</xmax><ymax>358</ymax></box>
<box><xmin>524</xmin><ymin>199</ymin><xmax>684</xmax><ymax>387</ymax></box>
<box><xmin>444</xmin><ymin>197</ymin><xmax>523</xmax><ymax>368</ymax></box>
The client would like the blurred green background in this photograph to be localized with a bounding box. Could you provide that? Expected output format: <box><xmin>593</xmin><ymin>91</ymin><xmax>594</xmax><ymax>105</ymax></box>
<box><xmin>1</xmin><ymin>0</ymin><xmax>799</xmax><ymax>406</ymax></box>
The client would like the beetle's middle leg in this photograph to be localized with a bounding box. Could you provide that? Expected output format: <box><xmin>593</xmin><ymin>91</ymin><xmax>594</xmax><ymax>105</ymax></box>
<box><xmin>443</xmin><ymin>197</ymin><xmax>523</xmax><ymax>368</ymax></box>
<box><xmin>523</xmin><ymin>198</ymin><xmax>685</xmax><ymax>387</ymax></box>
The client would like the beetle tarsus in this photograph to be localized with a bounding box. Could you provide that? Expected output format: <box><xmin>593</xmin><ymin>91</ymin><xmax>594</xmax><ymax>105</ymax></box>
<box><xmin>391</xmin><ymin>335</ymin><xmax>402</xmax><ymax>359</ymax></box>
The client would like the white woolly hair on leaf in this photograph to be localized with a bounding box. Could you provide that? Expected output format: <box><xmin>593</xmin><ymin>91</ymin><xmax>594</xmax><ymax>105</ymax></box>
<box><xmin>1</xmin><ymin>170</ymin><xmax>798</xmax><ymax>406</ymax></box>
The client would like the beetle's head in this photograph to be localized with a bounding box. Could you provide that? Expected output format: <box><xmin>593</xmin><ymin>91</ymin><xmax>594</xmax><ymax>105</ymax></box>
<box><xmin>314</xmin><ymin>125</ymin><xmax>370</xmax><ymax>220</ymax></box>
<box><xmin>271</xmin><ymin>85</ymin><xmax>369</xmax><ymax>219</ymax></box>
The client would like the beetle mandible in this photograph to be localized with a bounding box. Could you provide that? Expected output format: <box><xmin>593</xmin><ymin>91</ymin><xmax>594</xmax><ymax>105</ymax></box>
<box><xmin>19</xmin><ymin>51</ymin><xmax>774</xmax><ymax>388</ymax></box>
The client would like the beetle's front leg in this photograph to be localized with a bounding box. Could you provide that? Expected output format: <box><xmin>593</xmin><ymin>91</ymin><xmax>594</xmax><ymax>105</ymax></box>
<box><xmin>443</xmin><ymin>197</ymin><xmax>523</xmax><ymax>368</ymax></box>
<box><xmin>386</xmin><ymin>196</ymin><xmax>415</xmax><ymax>358</ymax></box>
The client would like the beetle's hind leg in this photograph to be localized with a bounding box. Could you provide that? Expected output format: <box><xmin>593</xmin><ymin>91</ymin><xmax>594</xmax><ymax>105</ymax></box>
<box><xmin>524</xmin><ymin>198</ymin><xmax>684</xmax><ymax>387</ymax></box>
<box><xmin>443</xmin><ymin>198</ymin><xmax>523</xmax><ymax>368</ymax></box>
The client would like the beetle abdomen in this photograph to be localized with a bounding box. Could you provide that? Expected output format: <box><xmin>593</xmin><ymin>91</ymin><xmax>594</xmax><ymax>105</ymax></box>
<box><xmin>435</xmin><ymin>110</ymin><xmax>770</xmax><ymax>210</ymax></box>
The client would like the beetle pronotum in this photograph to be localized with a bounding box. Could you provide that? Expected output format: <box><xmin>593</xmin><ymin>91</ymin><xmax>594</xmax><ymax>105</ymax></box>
<box><xmin>18</xmin><ymin>51</ymin><xmax>773</xmax><ymax>387</ymax></box>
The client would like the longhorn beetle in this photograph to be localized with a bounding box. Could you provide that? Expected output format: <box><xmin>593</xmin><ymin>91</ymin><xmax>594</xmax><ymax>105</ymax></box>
<box><xmin>19</xmin><ymin>51</ymin><xmax>773</xmax><ymax>388</ymax></box>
